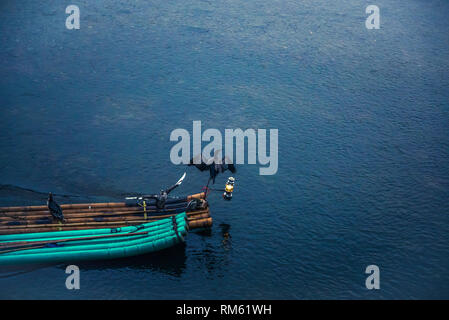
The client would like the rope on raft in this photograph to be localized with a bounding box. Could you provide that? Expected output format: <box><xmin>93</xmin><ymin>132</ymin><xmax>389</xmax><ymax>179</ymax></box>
<box><xmin>172</xmin><ymin>215</ymin><xmax>184</xmax><ymax>242</ymax></box>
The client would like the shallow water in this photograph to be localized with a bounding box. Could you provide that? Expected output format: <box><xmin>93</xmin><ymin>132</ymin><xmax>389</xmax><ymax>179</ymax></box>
<box><xmin>0</xmin><ymin>0</ymin><xmax>448</xmax><ymax>299</ymax></box>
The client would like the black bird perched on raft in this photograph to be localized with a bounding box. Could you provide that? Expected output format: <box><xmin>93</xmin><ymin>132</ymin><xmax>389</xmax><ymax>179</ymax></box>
<box><xmin>143</xmin><ymin>172</ymin><xmax>186</xmax><ymax>209</ymax></box>
<box><xmin>47</xmin><ymin>192</ymin><xmax>64</xmax><ymax>222</ymax></box>
<box><xmin>188</xmin><ymin>151</ymin><xmax>236</xmax><ymax>187</ymax></box>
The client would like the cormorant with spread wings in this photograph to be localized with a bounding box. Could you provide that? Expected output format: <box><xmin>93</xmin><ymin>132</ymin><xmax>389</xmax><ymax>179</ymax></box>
<box><xmin>188</xmin><ymin>150</ymin><xmax>236</xmax><ymax>187</ymax></box>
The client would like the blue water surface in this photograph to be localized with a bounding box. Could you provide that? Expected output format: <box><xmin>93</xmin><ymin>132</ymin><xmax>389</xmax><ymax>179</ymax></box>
<box><xmin>0</xmin><ymin>0</ymin><xmax>448</xmax><ymax>299</ymax></box>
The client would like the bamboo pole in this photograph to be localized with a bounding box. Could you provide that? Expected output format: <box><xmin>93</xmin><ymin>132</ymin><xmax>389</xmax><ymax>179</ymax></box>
<box><xmin>187</xmin><ymin>210</ymin><xmax>210</xmax><ymax>218</ymax></box>
<box><xmin>0</xmin><ymin>212</ymin><xmax>207</xmax><ymax>230</ymax></box>
<box><xmin>187</xmin><ymin>213</ymin><xmax>210</xmax><ymax>221</ymax></box>
<box><xmin>0</xmin><ymin>206</ymin><xmax>208</xmax><ymax>224</ymax></box>
<box><xmin>0</xmin><ymin>225</ymin><xmax>133</xmax><ymax>235</ymax></box>
<box><xmin>0</xmin><ymin>231</ymin><xmax>151</xmax><ymax>251</ymax></box>
<box><xmin>0</xmin><ymin>217</ymin><xmax>200</xmax><ymax>235</ymax></box>
<box><xmin>0</xmin><ymin>203</ymin><xmax>209</xmax><ymax>235</ymax></box>
<box><xmin>0</xmin><ymin>202</ymin><xmax>188</xmax><ymax>217</ymax></box>
<box><xmin>0</xmin><ymin>209</ymin><xmax>210</xmax><ymax>227</ymax></box>
<box><xmin>0</xmin><ymin>218</ymin><xmax>185</xmax><ymax>234</ymax></box>
<box><xmin>0</xmin><ymin>207</ymin><xmax>187</xmax><ymax>221</ymax></box>
<box><xmin>0</xmin><ymin>209</ymin><xmax>209</xmax><ymax>231</ymax></box>
<box><xmin>0</xmin><ymin>192</ymin><xmax>205</xmax><ymax>213</ymax></box>
<box><xmin>0</xmin><ymin>202</ymin><xmax>128</xmax><ymax>213</ymax></box>
<box><xmin>187</xmin><ymin>192</ymin><xmax>205</xmax><ymax>200</ymax></box>
<box><xmin>188</xmin><ymin>218</ymin><xmax>213</xmax><ymax>229</ymax></box>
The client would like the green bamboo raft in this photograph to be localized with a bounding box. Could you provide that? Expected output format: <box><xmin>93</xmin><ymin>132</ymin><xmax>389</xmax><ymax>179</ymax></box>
<box><xmin>0</xmin><ymin>212</ymin><xmax>188</xmax><ymax>266</ymax></box>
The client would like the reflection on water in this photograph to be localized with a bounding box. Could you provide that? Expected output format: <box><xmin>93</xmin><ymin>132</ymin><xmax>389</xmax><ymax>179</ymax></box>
<box><xmin>0</xmin><ymin>243</ymin><xmax>187</xmax><ymax>279</ymax></box>
<box><xmin>220</xmin><ymin>223</ymin><xmax>232</xmax><ymax>251</ymax></box>
<box><xmin>193</xmin><ymin>228</ymin><xmax>212</xmax><ymax>237</ymax></box>
<box><xmin>186</xmin><ymin>223</ymin><xmax>233</xmax><ymax>280</ymax></box>
<box><xmin>0</xmin><ymin>264</ymin><xmax>50</xmax><ymax>279</ymax></box>
<box><xmin>70</xmin><ymin>243</ymin><xmax>188</xmax><ymax>277</ymax></box>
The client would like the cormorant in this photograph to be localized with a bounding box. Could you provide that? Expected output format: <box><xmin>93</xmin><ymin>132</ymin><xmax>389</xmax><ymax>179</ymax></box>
<box><xmin>144</xmin><ymin>172</ymin><xmax>186</xmax><ymax>209</ymax></box>
<box><xmin>188</xmin><ymin>151</ymin><xmax>236</xmax><ymax>187</ymax></box>
<box><xmin>47</xmin><ymin>192</ymin><xmax>64</xmax><ymax>222</ymax></box>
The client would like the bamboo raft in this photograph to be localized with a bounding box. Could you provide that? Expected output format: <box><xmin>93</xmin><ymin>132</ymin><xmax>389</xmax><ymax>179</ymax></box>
<box><xmin>0</xmin><ymin>192</ymin><xmax>212</xmax><ymax>235</ymax></box>
<box><xmin>0</xmin><ymin>213</ymin><xmax>189</xmax><ymax>265</ymax></box>
<box><xmin>0</xmin><ymin>192</ymin><xmax>213</xmax><ymax>265</ymax></box>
